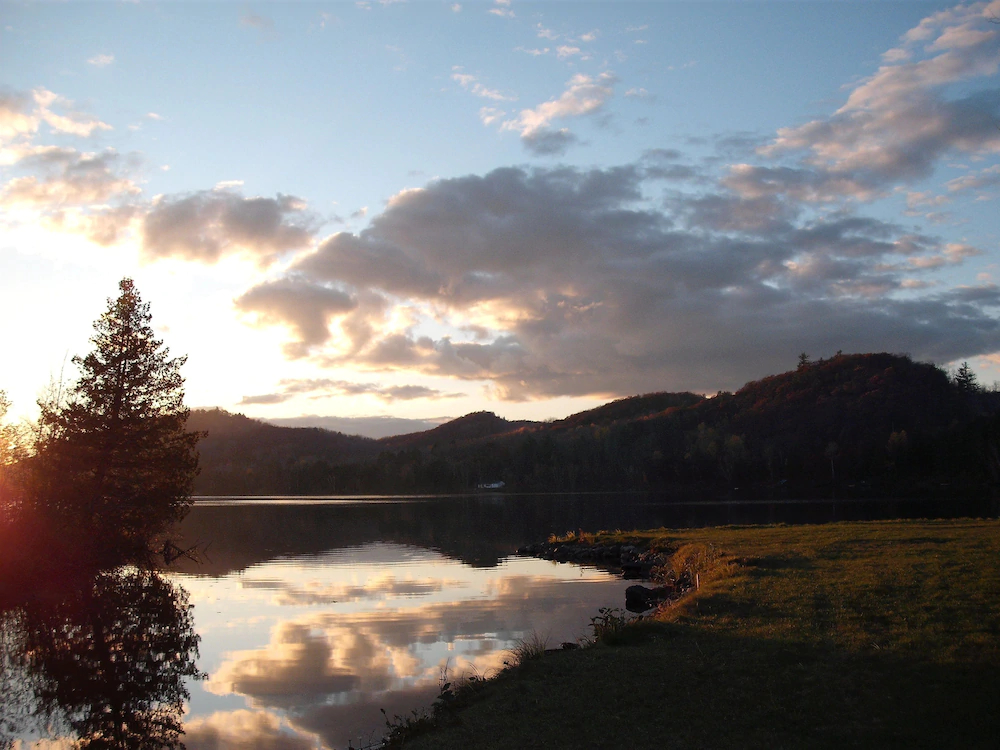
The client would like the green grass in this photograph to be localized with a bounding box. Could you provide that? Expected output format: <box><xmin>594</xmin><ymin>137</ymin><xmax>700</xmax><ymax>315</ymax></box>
<box><xmin>390</xmin><ymin>519</ymin><xmax>1000</xmax><ymax>749</ymax></box>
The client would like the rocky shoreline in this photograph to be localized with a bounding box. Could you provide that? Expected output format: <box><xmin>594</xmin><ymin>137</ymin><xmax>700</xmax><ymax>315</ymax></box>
<box><xmin>515</xmin><ymin>539</ymin><xmax>696</xmax><ymax>613</ymax></box>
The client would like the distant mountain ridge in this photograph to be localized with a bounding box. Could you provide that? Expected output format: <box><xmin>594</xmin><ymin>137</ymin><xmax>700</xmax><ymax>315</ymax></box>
<box><xmin>189</xmin><ymin>353</ymin><xmax>1000</xmax><ymax>496</ymax></box>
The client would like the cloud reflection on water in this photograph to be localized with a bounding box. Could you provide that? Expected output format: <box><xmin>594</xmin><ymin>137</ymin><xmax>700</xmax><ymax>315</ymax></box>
<box><xmin>176</xmin><ymin>544</ymin><xmax>628</xmax><ymax>749</ymax></box>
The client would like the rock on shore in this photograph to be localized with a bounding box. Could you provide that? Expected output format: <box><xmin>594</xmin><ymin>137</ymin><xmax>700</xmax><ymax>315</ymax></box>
<box><xmin>515</xmin><ymin>539</ymin><xmax>694</xmax><ymax>612</ymax></box>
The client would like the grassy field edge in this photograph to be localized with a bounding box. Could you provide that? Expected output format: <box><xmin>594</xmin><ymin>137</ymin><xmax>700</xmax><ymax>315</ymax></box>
<box><xmin>386</xmin><ymin>518</ymin><xmax>1000</xmax><ymax>749</ymax></box>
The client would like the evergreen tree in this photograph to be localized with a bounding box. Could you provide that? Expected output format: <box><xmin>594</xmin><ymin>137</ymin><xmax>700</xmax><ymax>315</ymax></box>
<box><xmin>32</xmin><ymin>279</ymin><xmax>200</xmax><ymax>554</ymax></box>
<box><xmin>953</xmin><ymin>361</ymin><xmax>980</xmax><ymax>394</ymax></box>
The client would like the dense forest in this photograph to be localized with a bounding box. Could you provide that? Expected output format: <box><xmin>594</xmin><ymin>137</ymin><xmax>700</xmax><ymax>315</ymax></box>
<box><xmin>189</xmin><ymin>353</ymin><xmax>1000</xmax><ymax>497</ymax></box>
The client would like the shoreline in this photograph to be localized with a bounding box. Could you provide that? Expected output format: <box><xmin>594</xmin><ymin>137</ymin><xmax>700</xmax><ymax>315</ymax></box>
<box><xmin>384</xmin><ymin>518</ymin><xmax>1000</xmax><ymax>749</ymax></box>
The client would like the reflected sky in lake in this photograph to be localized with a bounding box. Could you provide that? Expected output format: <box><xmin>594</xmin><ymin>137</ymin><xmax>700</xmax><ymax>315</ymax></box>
<box><xmin>8</xmin><ymin>492</ymin><xmax>996</xmax><ymax>749</ymax></box>
<box><xmin>173</xmin><ymin>540</ymin><xmax>628</xmax><ymax>750</ymax></box>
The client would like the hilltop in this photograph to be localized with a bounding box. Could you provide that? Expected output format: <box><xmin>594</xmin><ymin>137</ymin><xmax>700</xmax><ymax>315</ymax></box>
<box><xmin>189</xmin><ymin>353</ymin><xmax>1000</xmax><ymax>496</ymax></box>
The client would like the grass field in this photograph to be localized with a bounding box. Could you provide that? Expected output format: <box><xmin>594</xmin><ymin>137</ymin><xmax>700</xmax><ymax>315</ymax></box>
<box><xmin>389</xmin><ymin>519</ymin><xmax>1000</xmax><ymax>749</ymax></box>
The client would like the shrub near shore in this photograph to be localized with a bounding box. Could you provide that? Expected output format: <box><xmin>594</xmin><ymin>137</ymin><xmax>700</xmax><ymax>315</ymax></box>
<box><xmin>389</xmin><ymin>518</ymin><xmax>1000</xmax><ymax>749</ymax></box>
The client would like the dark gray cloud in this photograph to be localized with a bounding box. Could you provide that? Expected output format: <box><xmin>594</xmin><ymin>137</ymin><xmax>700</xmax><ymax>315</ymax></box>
<box><xmin>142</xmin><ymin>190</ymin><xmax>315</xmax><ymax>265</ymax></box>
<box><xmin>241</xmin><ymin>159</ymin><xmax>998</xmax><ymax>399</ymax></box>
<box><xmin>521</xmin><ymin>128</ymin><xmax>578</xmax><ymax>156</ymax></box>
<box><xmin>235</xmin><ymin>278</ymin><xmax>356</xmax><ymax>358</ymax></box>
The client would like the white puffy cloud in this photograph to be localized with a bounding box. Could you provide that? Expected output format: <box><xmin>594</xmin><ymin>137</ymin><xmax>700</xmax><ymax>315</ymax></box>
<box><xmin>32</xmin><ymin>88</ymin><xmax>113</xmax><ymax>138</ymax></box>
<box><xmin>501</xmin><ymin>72</ymin><xmax>616</xmax><ymax>154</ymax></box>
<box><xmin>0</xmin><ymin>88</ymin><xmax>112</xmax><ymax>146</ymax></box>
<box><xmin>754</xmin><ymin>1</ymin><xmax>1000</xmax><ymax>199</ymax></box>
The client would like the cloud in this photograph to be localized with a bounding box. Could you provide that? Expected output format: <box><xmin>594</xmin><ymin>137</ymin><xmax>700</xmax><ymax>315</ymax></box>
<box><xmin>0</xmin><ymin>92</ymin><xmax>37</xmax><ymax>142</ymax></box>
<box><xmin>536</xmin><ymin>23</ymin><xmax>558</xmax><ymax>40</ymax></box>
<box><xmin>87</xmin><ymin>53</ymin><xmax>114</xmax><ymax>67</ymax></box>
<box><xmin>234</xmin><ymin>161</ymin><xmax>1000</xmax><ymax>399</ymax></box>
<box><xmin>0</xmin><ymin>87</ymin><xmax>111</xmax><ymax>143</ymax></box>
<box><xmin>235</xmin><ymin>278</ymin><xmax>357</xmax><ymax>358</ymax></box>
<box><xmin>0</xmin><ymin>146</ymin><xmax>140</xmax><ymax>207</ymax></box>
<box><xmin>501</xmin><ymin>72</ymin><xmax>616</xmax><ymax>153</ymax></box>
<box><xmin>240</xmin><ymin>378</ymin><xmax>462</xmax><ymax>405</ymax></box>
<box><xmin>48</xmin><ymin>203</ymin><xmax>143</xmax><ymax>246</ymax></box>
<box><xmin>479</xmin><ymin>107</ymin><xmax>506</xmax><ymax>126</ymax></box>
<box><xmin>184</xmin><ymin>710</ymin><xmax>318</xmax><ymax>750</ymax></box>
<box><xmin>520</xmin><ymin>128</ymin><xmax>577</xmax><ymax>156</ymax></box>
<box><xmin>556</xmin><ymin>45</ymin><xmax>582</xmax><ymax>59</ymax></box>
<box><xmin>33</xmin><ymin>88</ymin><xmax>113</xmax><ymax>138</ymax></box>
<box><xmin>240</xmin><ymin>573</ymin><xmax>464</xmax><ymax>606</ymax></box>
<box><xmin>756</xmin><ymin>2</ymin><xmax>1000</xmax><ymax>199</ymax></box>
<box><xmin>141</xmin><ymin>189</ymin><xmax>316</xmax><ymax>265</ymax></box>
<box><xmin>451</xmin><ymin>72</ymin><xmax>511</xmax><ymax>101</ymax></box>
<box><xmin>503</xmin><ymin>72</ymin><xmax>615</xmax><ymax>137</ymax></box>
<box><xmin>202</xmin><ymin>560</ymin><xmax>630</xmax><ymax>749</ymax></box>
<box><xmin>488</xmin><ymin>0</ymin><xmax>513</xmax><ymax>19</ymax></box>
<box><xmin>946</xmin><ymin>164</ymin><xmax>1000</xmax><ymax>194</ymax></box>
<box><xmin>240</xmin><ymin>13</ymin><xmax>275</xmax><ymax>31</ymax></box>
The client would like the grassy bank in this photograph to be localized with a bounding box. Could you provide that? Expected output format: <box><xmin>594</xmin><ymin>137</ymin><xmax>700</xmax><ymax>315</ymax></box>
<box><xmin>390</xmin><ymin>519</ymin><xmax>1000</xmax><ymax>749</ymax></box>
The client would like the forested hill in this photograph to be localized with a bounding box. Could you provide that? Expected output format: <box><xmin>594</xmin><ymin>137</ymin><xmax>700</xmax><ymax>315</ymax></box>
<box><xmin>381</xmin><ymin>411</ymin><xmax>536</xmax><ymax>451</ymax></box>
<box><xmin>188</xmin><ymin>408</ymin><xmax>377</xmax><ymax>495</ymax></box>
<box><xmin>189</xmin><ymin>353</ymin><xmax>1000</xmax><ymax>496</ymax></box>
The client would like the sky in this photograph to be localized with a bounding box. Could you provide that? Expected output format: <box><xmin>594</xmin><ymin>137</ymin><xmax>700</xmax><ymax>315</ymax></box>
<box><xmin>2</xmin><ymin>0</ymin><xmax>1000</xmax><ymax>436</ymax></box>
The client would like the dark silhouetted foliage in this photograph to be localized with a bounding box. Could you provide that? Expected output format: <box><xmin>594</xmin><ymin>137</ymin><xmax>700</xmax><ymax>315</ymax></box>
<box><xmin>188</xmin><ymin>353</ymin><xmax>1000</xmax><ymax>496</ymax></box>
<box><xmin>0</xmin><ymin>569</ymin><xmax>201</xmax><ymax>749</ymax></box>
<box><xmin>28</xmin><ymin>279</ymin><xmax>200</xmax><ymax>558</ymax></box>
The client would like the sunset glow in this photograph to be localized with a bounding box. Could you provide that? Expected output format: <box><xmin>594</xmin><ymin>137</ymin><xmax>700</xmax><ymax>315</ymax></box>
<box><xmin>3</xmin><ymin>1</ymin><xmax>1000</xmax><ymax>435</ymax></box>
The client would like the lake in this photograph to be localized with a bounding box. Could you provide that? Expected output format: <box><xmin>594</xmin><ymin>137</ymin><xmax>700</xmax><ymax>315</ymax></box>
<box><xmin>3</xmin><ymin>492</ymin><xmax>997</xmax><ymax>749</ymax></box>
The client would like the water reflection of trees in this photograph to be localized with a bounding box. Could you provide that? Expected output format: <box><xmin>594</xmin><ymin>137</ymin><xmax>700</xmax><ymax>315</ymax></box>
<box><xmin>0</xmin><ymin>569</ymin><xmax>201</xmax><ymax>749</ymax></box>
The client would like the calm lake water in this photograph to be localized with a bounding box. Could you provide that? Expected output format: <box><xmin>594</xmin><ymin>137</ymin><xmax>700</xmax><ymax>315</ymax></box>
<box><xmin>3</xmin><ymin>492</ymin><xmax>997</xmax><ymax>749</ymax></box>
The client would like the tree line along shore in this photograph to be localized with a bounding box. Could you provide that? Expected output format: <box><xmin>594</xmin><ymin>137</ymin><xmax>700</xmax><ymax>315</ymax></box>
<box><xmin>190</xmin><ymin>351</ymin><xmax>1000</xmax><ymax>498</ymax></box>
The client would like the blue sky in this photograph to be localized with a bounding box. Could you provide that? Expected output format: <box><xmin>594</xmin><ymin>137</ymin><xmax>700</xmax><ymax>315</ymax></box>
<box><xmin>2</xmin><ymin>1</ymin><xmax>1000</xmax><ymax>435</ymax></box>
